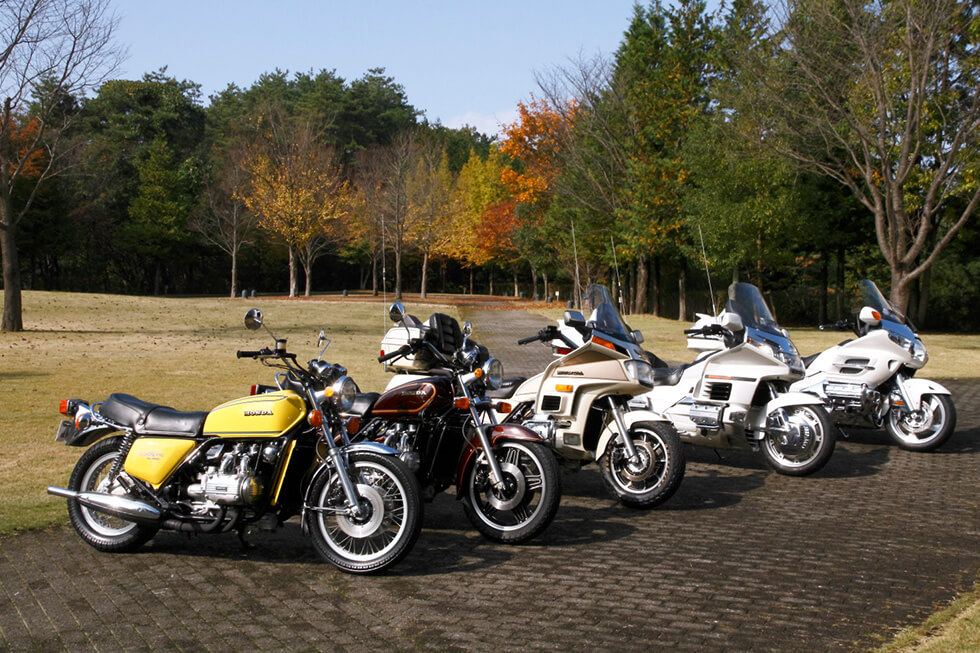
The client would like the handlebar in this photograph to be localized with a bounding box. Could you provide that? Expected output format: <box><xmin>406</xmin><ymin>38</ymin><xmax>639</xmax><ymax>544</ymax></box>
<box><xmin>518</xmin><ymin>325</ymin><xmax>578</xmax><ymax>349</ymax></box>
<box><xmin>819</xmin><ymin>319</ymin><xmax>853</xmax><ymax>331</ymax></box>
<box><xmin>378</xmin><ymin>343</ymin><xmax>414</xmax><ymax>363</ymax></box>
<box><xmin>237</xmin><ymin>348</ymin><xmax>273</xmax><ymax>359</ymax></box>
<box><xmin>684</xmin><ymin>324</ymin><xmax>730</xmax><ymax>337</ymax></box>
<box><xmin>517</xmin><ymin>335</ymin><xmax>540</xmax><ymax>345</ymax></box>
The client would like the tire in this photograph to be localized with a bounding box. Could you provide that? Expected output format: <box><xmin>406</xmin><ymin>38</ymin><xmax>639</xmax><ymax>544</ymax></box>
<box><xmin>598</xmin><ymin>421</ymin><xmax>685</xmax><ymax>508</ymax></box>
<box><xmin>66</xmin><ymin>437</ymin><xmax>158</xmax><ymax>552</ymax></box>
<box><xmin>885</xmin><ymin>393</ymin><xmax>956</xmax><ymax>452</ymax></box>
<box><xmin>306</xmin><ymin>451</ymin><xmax>422</xmax><ymax>574</ymax></box>
<box><xmin>461</xmin><ymin>440</ymin><xmax>561</xmax><ymax>544</ymax></box>
<box><xmin>761</xmin><ymin>405</ymin><xmax>835</xmax><ymax>476</ymax></box>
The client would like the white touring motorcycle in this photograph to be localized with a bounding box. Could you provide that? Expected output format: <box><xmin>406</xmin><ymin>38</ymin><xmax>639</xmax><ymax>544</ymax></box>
<box><xmin>490</xmin><ymin>284</ymin><xmax>685</xmax><ymax>508</ymax></box>
<box><xmin>629</xmin><ymin>282</ymin><xmax>836</xmax><ymax>476</ymax></box>
<box><xmin>789</xmin><ymin>279</ymin><xmax>956</xmax><ymax>451</ymax></box>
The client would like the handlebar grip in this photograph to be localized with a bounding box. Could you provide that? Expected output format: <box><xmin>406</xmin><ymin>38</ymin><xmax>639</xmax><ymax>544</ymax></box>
<box><xmin>517</xmin><ymin>335</ymin><xmax>539</xmax><ymax>345</ymax></box>
<box><xmin>237</xmin><ymin>348</ymin><xmax>273</xmax><ymax>359</ymax></box>
<box><xmin>683</xmin><ymin>329</ymin><xmax>700</xmax><ymax>336</ymax></box>
<box><xmin>378</xmin><ymin>343</ymin><xmax>412</xmax><ymax>363</ymax></box>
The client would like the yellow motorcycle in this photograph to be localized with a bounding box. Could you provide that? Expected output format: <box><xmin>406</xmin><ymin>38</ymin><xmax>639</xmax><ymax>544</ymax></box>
<box><xmin>47</xmin><ymin>309</ymin><xmax>423</xmax><ymax>574</ymax></box>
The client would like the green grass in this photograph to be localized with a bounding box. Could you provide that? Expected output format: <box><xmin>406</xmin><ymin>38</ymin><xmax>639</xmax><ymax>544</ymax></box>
<box><xmin>0</xmin><ymin>291</ymin><xmax>456</xmax><ymax>534</ymax></box>
<box><xmin>876</xmin><ymin>575</ymin><xmax>980</xmax><ymax>652</ymax></box>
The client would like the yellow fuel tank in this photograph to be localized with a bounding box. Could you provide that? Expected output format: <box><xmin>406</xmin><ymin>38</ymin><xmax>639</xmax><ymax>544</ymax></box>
<box><xmin>124</xmin><ymin>438</ymin><xmax>196</xmax><ymax>488</ymax></box>
<box><xmin>202</xmin><ymin>390</ymin><xmax>306</xmax><ymax>439</ymax></box>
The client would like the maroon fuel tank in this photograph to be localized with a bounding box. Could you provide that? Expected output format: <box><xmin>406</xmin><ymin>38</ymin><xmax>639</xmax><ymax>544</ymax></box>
<box><xmin>371</xmin><ymin>377</ymin><xmax>453</xmax><ymax>418</ymax></box>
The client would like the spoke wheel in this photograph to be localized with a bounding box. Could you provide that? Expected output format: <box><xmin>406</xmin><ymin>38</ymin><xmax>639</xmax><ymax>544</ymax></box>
<box><xmin>598</xmin><ymin>421</ymin><xmax>685</xmax><ymax>508</ymax></box>
<box><xmin>462</xmin><ymin>441</ymin><xmax>560</xmax><ymax>544</ymax></box>
<box><xmin>886</xmin><ymin>393</ymin><xmax>956</xmax><ymax>451</ymax></box>
<box><xmin>307</xmin><ymin>452</ymin><xmax>422</xmax><ymax>574</ymax></box>
<box><xmin>761</xmin><ymin>405</ymin><xmax>835</xmax><ymax>476</ymax></box>
<box><xmin>66</xmin><ymin>437</ymin><xmax>158</xmax><ymax>552</ymax></box>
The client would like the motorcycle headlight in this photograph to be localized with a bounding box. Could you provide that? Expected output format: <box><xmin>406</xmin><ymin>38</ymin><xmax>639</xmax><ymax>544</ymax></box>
<box><xmin>327</xmin><ymin>376</ymin><xmax>357</xmax><ymax>412</ymax></box>
<box><xmin>623</xmin><ymin>359</ymin><xmax>655</xmax><ymax>387</ymax></box>
<box><xmin>911</xmin><ymin>339</ymin><xmax>928</xmax><ymax>366</ymax></box>
<box><xmin>481</xmin><ymin>358</ymin><xmax>504</xmax><ymax>390</ymax></box>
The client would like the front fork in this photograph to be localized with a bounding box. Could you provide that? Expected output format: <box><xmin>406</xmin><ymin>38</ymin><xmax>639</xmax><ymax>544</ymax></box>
<box><xmin>305</xmin><ymin>387</ymin><xmax>365</xmax><ymax>519</ymax></box>
<box><xmin>890</xmin><ymin>373</ymin><xmax>916</xmax><ymax>414</ymax></box>
<box><xmin>607</xmin><ymin>396</ymin><xmax>640</xmax><ymax>462</ymax></box>
<box><xmin>462</xmin><ymin>384</ymin><xmax>507</xmax><ymax>491</ymax></box>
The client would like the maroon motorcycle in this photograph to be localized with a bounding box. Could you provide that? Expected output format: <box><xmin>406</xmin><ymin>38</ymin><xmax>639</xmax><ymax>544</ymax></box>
<box><xmin>343</xmin><ymin>303</ymin><xmax>561</xmax><ymax>544</ymax></box>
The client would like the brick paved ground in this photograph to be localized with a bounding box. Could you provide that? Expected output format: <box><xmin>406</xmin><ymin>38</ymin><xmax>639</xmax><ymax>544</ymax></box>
<box><xmin>1</xmin><ymin>307</ymin><xmax>976</xmax><ymax>652</ymax></box>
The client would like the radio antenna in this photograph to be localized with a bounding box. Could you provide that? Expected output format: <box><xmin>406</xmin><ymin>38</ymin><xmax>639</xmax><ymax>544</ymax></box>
<box><xmin>698</xmin><ymin>224</ymin><xmax>716</xmax><ymax>315</ymax></box>
<box><xmin>610</xmin><ymin>236</ymin><xmax>626</xmax><ymax>314</ymax></box>
<box><xmin>571</xmin><ymin>219</ymin><xmax>581</xmax><ymax>309</ymax></box>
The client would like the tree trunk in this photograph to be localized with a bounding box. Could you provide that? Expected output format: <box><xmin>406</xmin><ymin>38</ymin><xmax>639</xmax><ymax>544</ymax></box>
<box><xmin>835</xmin><ymin>246</ymin><xmax>845</xmax><ymax>320</ymax></box>
<box><xmin>543</xmin><ymin>271</ymin><xmax>549</xmax><ymax>302</ymax></box>
<box><xmin>420</xmin><ymin>250</ymin><xmax>428</xmax><ymax>300</ymax></box>
<box><xmin>916</xmin><ymin>267</ymin><xmax>931</xmax><ymax>327</ymax></box>
<box><xmin>652</xmin><ymin>256</ymin><xmax>661</xmax><ymax>317</ymax></box>
<box><xmin>531</xmin><ymin>266</ymin><xmax>539</xmax><ymax>300</ymax></box>
<box><xmin>488</xmin><ymin>266</ymin><xmax>494</xmax><ymax>296</ymax></box>
<box><xmin>678</xmin><ymin>260</ymin><xmax>688</xmax><ymax>322</ymax></box>
<box><xmin>371</xmin><ymin>254</ymin><xmax>378</xmax><ymax>296</ymax></box>
<box><xmin>303</xmin><ymin>259</ymin><xmax>313</xmax><ymax>297</ymax></box>
<box><xmin>288</xmin><ymin>247</ymin><xmax>298</xmax><ymax>297</ymax></box>
<box><xmin>513</xmin><ymin>268</ymin><xmax>519</xmax><ymax>297</ymax></box>
<box><xmin>469</xmin><ymin>268</ymin><xmax>474</xmax><ymax>295</ymax></box>
<box><xmin>890</xmin><ymin>267</ymin><xmax>912</xmax><ymax>314</ymax></box>
<box><xmin>394</xmin><ymin>242</ymin><xmax>403</xmax><ymax>301</ymax></box>
<box><xmin>1</xmin><ymin>219</ymin><xmax>24</xmax><ymax>332</ymax></box>
<box><xmin>633</xmin><ymin>256</ymin><xmax>648</xmax><ymax>314</ymax></box>
<box><xmin>230</xmin><ymin>247</ymin><xmax>238</xmax><ymax>298</ymax></box>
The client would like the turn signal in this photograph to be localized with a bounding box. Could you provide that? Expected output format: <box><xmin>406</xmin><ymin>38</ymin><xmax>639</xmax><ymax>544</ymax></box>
<box><xmin>250</xmin><ymin>384</ymin><xmax>259</xmax><ymax>396</ymax></box>
<box><xmin>308</xmin><ymin>410</ymin><xmax>324</xmax><ymax>428</ymax></box>
<box><xmin>454</xmin><ymin>397</ymin><xmax>470</xmax><ymax>409</ymax></box>
<box><xmin>346</xmin><ymin>416</ymin><xmax>361</xmax><ymax>435</ymax></box>
<box><xmin>59</xmin><ymin>399</ymin><xmax>69</xmax><ymax>415</ymax></box>
<box><xmin>592</xmin><ymin>336</ymin><xmax>616</xmax><ymax>350</ymax></box>
<box><xmin>555</xmin><ymin>384</ymin><xmax>573</xmax><ymax>392</ymax></box>
<box><xmin>474</xmin><ymin>367</ymin><xmax>484</xmax><ymax>378</ymax></box>
<box><xmin>495</xmin><ymin>402</ymin><xmax>513</xmax><ymax>413</ymax></box>
<box><xmin>871</xmin><ymin>310</ymin><xmax>882</xmax><ymax>321</ymax></box>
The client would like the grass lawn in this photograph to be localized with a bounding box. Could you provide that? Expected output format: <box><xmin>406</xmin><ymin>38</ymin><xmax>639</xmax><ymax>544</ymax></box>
<box><xmin>0</xmin><ymin>291</ymin><xmax>457</xmax><ymax>534</ymax></box>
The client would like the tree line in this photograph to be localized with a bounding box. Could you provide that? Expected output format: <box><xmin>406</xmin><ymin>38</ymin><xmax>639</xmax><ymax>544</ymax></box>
<box><xmin>2</xmin><ymin>0</ymin><xmax>979</xmax><ymax>332</ymax></box>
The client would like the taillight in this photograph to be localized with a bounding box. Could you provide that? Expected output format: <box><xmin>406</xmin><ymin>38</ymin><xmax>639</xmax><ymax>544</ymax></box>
<box><xmin>554</xmin><ymin>347</ymin><xmax>572</xmax><ymax>355</ymax></box>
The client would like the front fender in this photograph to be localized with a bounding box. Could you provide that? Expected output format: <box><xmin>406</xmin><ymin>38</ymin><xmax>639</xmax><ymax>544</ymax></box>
<box><xmin>342</xmin><ymin>441</ymin><xmax>400</xmax><ymax>457</ymax></box>
<box><xmin>455</xmin><ymin>423</ymin><xmax>545</xmax><ymax>495</ymax></box>
<box><xmin>751</xmin><ymin>392</ymin><xmax>828</xmax><ymax>428</ymax></box>
<box><xmin>596</xmin><ymin>409</ymin><xmax>672</xmax><ymax>459</ymax></box>
<box><xmin>900</xmin><ymin>378</ymin><xmax>951</xmax><ymax>411</ymax></box>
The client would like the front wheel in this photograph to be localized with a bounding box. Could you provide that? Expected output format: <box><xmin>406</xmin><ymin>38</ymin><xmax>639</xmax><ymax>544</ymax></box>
<box><xmin>885</xmin><ymin>393</ymin><xmax>956</xmax><ymax>452</ymax></box>
<box><xmin>66</xmin><ymin>437</ymin><xmax>158</xmax><ymax>552</ymax></box>
<box><xmin>462</xmin><ymin>440</ymin><xmax>561</xmax><ymax>544</ymax></box>
<box><xmin>306</xmin><ymin>452</ymin><xmax>422</xmax><ymax>574</ymax></box>
<box><xmin>761</xmin><ymin>405</ymin><xmax>835</xmax><ymax>476</ymax></box>
<box><xmin>598</xmin><ymin>421</ymin><xmax>685</xmax><ymax>508</ymax></box>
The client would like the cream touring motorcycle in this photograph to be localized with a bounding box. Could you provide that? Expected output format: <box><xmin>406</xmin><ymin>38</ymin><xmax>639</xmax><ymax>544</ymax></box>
<box><xmin>490</xmin><ymin>284</ymin><xmax>685</xmax><ymax>508</ymax></box>
<box><xmin>630</xmin><ymin>282</ymin><xmax>836</xmax><ymax>476</ymax></box>
<box><xmin>790</xmin><ymin>279</ymin><xmax>955</xmax><ymax>451</ymax></box>
<box><xmin>47</xmin><ymin>309</ymin><xmax>422</xmax><ymax>574</ymax></box>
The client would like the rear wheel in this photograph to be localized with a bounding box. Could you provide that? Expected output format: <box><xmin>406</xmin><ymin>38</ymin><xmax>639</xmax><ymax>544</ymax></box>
<box><xmin>462</xmin><ymin>440</ymin><xmax>561</xmax><ymax>543</ymax></box>
<box><xmin>66</xmin><ymin>437</ymin><xmax>158</xmax><ymax>552</ymax></box>
<box><xmin>598</xmin><ymin>421</ymin><xmax>685</xmax><ymax>508</ymax></box>
<box><xmin>885</xmin><ymin>393</ymin><xmax>956</xmax><ymax>451</ymax></box>
<box><xmin>761</xmin><ymin>405</ymin><xmax>835</xmax><ymax>476</ymax></box>
<box><xmin>307</xmin><ymin>452</ymin><xmax>422</xmax><ymax>574</ymax></box>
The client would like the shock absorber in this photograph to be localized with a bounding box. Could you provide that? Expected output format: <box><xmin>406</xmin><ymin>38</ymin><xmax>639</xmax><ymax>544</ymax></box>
<box><xmin>106</xmin><ymin>429</ymin><xmax>138</xmax><ymax>481</ymax></box>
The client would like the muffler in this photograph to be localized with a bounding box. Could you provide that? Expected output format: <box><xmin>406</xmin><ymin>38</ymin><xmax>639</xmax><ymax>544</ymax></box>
<box><xmin>47</xmin><ymin>486</ymin><xmax>163</xmax><ymax>524</ymax></box>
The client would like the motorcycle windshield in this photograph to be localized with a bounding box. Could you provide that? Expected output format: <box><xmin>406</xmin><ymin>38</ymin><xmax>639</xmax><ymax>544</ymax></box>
<box><xmin>859</xmin><ymin>279</ymin><xmax>918</xmax><ymax>333</ymax></box>
<box><xmin>726</xmin><ymin>282</ymin><xmax>782</xmax><ymax>337</ymax></box>
<box><xmin>583</xmin><ymin>284</ymin><xmax>634</xmax><ymax>343</ymax></box>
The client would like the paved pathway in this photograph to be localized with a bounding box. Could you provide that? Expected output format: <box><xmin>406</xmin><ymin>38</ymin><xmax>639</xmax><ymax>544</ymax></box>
<box><xmin>1</xmin><ymin>307</ymin><xmax>977</xmax><ymax>651</ymax></box>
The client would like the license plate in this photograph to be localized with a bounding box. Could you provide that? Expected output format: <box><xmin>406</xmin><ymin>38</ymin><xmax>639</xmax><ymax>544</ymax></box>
<box><xmin>55</xmin><ymin>420</ymin><xmax>79</xmax><ymax>443</ymax></box>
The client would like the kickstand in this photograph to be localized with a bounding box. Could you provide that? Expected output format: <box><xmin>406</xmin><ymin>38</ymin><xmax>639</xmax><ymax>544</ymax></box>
<box><xmin>236</xmin><ymin>526</ymin><xmax>253</xmax><ymax>550</ymax></box>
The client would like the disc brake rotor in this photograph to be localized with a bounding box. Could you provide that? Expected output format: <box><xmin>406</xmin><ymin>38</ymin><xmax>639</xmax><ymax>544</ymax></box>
<box><xmin>620</xmin><ymin>439</ymin><xmax>657</xmax><ymax>482</ymax></box>
<box><xmin>334</xmin><ymin>483</ymin><xmax>385</xmax><ymax>538</ymax></box>
<box><xmin>486</xmin><ymin>461</ymin><xmax>525</xmax><ymax>511</ymax></box>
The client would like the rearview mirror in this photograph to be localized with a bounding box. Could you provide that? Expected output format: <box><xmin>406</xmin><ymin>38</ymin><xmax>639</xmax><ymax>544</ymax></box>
<box><xmin>564</xmin><ymin>310</ymin><xmax>586</xmax><ymax>328</ymax></box>
<box><xmin>718</xmin><ymin>311</ymin><xmax>743</xmax><ymax>332</ymax></box>
<box><xmin>244</xmin><ymin>308</ymin><xmax>264</xmax><ymax>331</ymax></box>
<box><xmin>631</xmin><ymin>329</ymin><xmax>644</xmax><ymax>344</ymax></box>
<box><xmin>462</xmin><ymin>321</ymin><xmax>473</xmax><ymax>337</ymax></box>
<box><xmin>389</xmin><ymin>302</ymin><xmax>405</xmax><ymax>324</ymax></box>
<box><xmin>859</xmin><ymin>306</ymin><xmax>881</xmax><ymax>327</ymax></box>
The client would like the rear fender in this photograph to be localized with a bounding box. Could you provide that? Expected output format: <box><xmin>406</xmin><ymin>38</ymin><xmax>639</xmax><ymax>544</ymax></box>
<box><xmin>899</xmin><ymin>378</ymin><xmax>951</xmax><ymax>412</ymax></box>
<box><xmin>596</xmin><ymin>409</ymin><xmax>671</xmax><ymax>458</ymax></box>
<box><xmin>455</xmin><ymin>423</ymin><xmax>545</xmax><ymax>496</ymax></box>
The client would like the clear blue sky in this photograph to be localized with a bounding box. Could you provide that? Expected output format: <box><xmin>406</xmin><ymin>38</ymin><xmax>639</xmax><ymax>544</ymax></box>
<box><xmin>113</xmin><ymin>1</ymin><xmax>642</xmax><ymax>136</ymax></box>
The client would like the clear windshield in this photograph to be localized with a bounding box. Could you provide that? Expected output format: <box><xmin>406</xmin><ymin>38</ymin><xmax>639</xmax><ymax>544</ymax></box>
<box><xmin>583</xmin><ymin>284</ymin><xmax>634</xmax><ymax>342</ymax></box>
<box><xmin>727</xmin><ymin>282</ymin><xmax>781</xmax><ymax>334</ymax></box>
<box><xmin>859</xmin><ymin>280</ymin><xmax>912</xmax><ymax>327</ymax></box>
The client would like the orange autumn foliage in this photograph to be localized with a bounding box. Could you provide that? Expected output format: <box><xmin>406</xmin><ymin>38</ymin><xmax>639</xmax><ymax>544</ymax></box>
<box><xmin>3</xmin><ymin>116</ymin><xmax>47</xmax><ymax>178</ymax></box>
<box><xmin>499</xmin><ymin>96</ymin><xmax>575</xmax><ymax>205</ymax></box>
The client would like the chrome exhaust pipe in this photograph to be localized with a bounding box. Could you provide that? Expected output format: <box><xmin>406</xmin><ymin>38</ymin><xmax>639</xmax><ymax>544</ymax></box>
<box><xmin>47</xmin><ymin>486</ymin><xmax>163</xmax><ymax>524</ymax></box>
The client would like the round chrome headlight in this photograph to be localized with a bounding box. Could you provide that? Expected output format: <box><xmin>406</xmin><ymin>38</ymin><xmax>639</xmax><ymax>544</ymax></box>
<box><xmin>482</xmin><ymin>358</ymin><xmax>504</xmax><ymax>390</ymax></box>
<box><xmin>329</xmin><ymin>376</ymin><xmax>357</xmax><ymax>412</ymax></box>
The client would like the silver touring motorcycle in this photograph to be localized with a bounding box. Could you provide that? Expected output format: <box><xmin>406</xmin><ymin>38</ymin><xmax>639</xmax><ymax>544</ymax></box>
<box><xmin>789</xmin><ymin>279</ymin><xmax>956</xmax><ymax>451</ymax></box>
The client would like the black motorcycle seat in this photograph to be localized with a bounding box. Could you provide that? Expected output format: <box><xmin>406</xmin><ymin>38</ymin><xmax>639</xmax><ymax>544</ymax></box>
<box><xmin>802</xmin><ymin>353</ymin><xmax>821</xmax><ymax>369</ymax></box>
<box><xmin>652</xmin><ymin>365</ymin><xmax>688</xmax><ymax>386</ymax></box>
<box><xmin>348</xmin><ymin>392</ymin><xmax>380</xmax><ymax>417</ymax></box>
<box><xmin>486</xmin><ymin>376</ymin><xmax>526</xmax><ymax>399</ymax></box>
<box><xmin>99</xmin><ymin>393</ymin><xmax>207</xmax><ymax>436</ymax></box>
